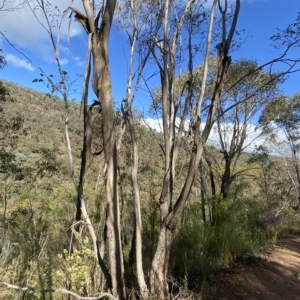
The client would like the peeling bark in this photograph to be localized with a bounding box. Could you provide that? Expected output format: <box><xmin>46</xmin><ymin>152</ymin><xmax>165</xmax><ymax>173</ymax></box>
<box><xmin>81</xmin><ymin>1</ymin><xmax>126</xmax><ymax>298</ymax></box>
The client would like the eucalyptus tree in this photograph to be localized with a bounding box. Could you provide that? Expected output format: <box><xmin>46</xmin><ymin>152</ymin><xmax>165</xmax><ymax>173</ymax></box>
<box><xmin>71</xmin><ymin>1</ymin><xmax>126</xmax><ymax>298</ymax></box>
<box><xmin>145</xmin><ymin>0</ymin><xmax>300</xmax><ymax>295</ymax></box>
<box><xmin>23</xmin><ymin>0</ymin><xmax>80</xmax><ymax>218</ymax></box>
<box><xmin>259</xmin><ymin>93</ymin><xmax>300</xmax><ymax>208</ymax></box>
<box><xmin>215</xmin><ymin>60</ymin><xmax>282</xmax><ymax>199</ymax></box>
<box><xmin>146</xmin><ymin>0</ymin><xmax>241</xmax><ymax>296</ymax></box>
<box><xmin>20</xmin><ymin>0</ymin><xmax>112</xmax><ymax>296</ymax></box>
<box><xmin>164</xmin><ymin>59</ymin><xmax>283</xmax><ymax>204</ymax></box>
<box><xmin>113</xmin><ymin>1</ymin><xmax>156</xmax><ymax>297</ymax></box>
<box><xmin>247</xmin><ymin>145</ymin><xmax>295</xmax><ymax>227</ymax></box>
<box><xmin>271</xmin><ymin>9</ymin><xmax>300</xmax><ymax>49</ymax></box>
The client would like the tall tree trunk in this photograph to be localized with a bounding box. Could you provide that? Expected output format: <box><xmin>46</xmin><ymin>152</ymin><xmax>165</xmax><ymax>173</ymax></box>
<box><xmin>205</xmin><ymin>156</ymin><xmax>216</xmax><ymax>223</ymax></box>
<box><xmin>199</xmin><ymin>159</ymin><xmax>207</xmax><ymax>222</ymax></box>
<box><xmin>292</xmin><ymin>147</ymin><xmax>300</xmax><ymax>207</ymax></box>
<box><xmin>96</xmin><ymin>38</ymin><xmax>126</xmax><ymax>300</ymax></box>
<box><xmin>121</xmin><ymin>2</ymin><xmax>149</xmax><ymax>294</ymax></box>
<box><xmin>149</xmin><ymin>224</ymin><xmax>174</xmax><ymax>297</ymax></box>
<box><xmin>220</xmin><ymin>154</ymin><xmax>231</xmax><ymax>199</ymax></box>
<box><xmin>128</xmin><ymin>116</ymin><xmax>149</xmax><ymax>298</ymax></box>
<box><xmin>150</xmin><ymin>119</ymin><xmax>204</xmax><ymax>297</ymax></box>
<box><xmin>81</xmin><ymin>0</ymin><xmax>126</xmax><ymax>298</ymax></box>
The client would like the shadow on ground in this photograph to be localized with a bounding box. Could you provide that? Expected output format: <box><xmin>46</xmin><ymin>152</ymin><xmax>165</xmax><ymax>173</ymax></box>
<box><xmin>204</xmin><ymin>237</ymin><xmax>300</xmax><ymax>300</ymax></box>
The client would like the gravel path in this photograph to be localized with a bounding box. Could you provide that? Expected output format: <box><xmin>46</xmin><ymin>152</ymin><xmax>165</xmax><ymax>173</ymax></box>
<box><xmin>204</xmin><ymin>236</ymin><xmax>300</xmax><ymax>300</ymax></box>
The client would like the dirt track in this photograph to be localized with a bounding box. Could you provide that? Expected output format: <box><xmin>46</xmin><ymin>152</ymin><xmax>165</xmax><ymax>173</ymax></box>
<box><xmin>204</xmin><ymin>236</ymin><xmax>300</xmax><ymax>300</ymax></box>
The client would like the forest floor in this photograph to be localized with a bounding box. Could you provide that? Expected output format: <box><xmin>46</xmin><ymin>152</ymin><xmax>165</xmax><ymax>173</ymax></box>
<box><xmin>203</xmin><ymin>236</ymin><xmax>300</xmax><ymax>300</ymax></box>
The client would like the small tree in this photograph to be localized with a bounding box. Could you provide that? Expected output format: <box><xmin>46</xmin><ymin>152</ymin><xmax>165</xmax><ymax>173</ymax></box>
<box><xmin>259</xmin><ymin>94</ymin><xmax>300</xmax><ymax>208</ymax></box>
<box><xmin>215</xmin><ymin>60</ymin><xmax>282</xmax><ymax>199</ymax></box>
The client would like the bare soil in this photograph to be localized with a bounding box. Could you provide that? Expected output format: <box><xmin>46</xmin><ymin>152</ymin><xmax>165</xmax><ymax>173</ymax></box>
<box><xmin>204</xmin><ymin>236</ymin><xmax>300</xmax><ymax>300</ymax></box>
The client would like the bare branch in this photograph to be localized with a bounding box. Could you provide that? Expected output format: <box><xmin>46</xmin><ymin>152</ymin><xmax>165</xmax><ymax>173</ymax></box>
<box><xmin>196</xmin><ymin>0</ymin><xmax>218</xmax><ymax>115</ymax></box>
<box><xmin>227</xmin><ymin>44</ymin><xmax>300</xmax><ymax>93</ymax></box>
<box><xmin>219</xmin><ymin>63</ymin><xmax>298</xmax><ymax>120</ymax></box>
<box><xmin>0</xmin><ymin>0</ymin><xmax>26</xmax><ymax>11</ymax></box>
<box><xmin>1</xmin><ymin>282</ymin><xmax>117</xmax><ymax>300</ymax></box>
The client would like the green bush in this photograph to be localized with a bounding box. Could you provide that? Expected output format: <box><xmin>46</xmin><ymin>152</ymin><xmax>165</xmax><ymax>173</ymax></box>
<box><xmin>171</xmin><ymin>202</ymin><xmax>266</xmax><ymax>292</ymax></box>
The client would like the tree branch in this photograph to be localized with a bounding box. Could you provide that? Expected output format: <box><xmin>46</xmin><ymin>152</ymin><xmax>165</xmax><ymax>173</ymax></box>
<box><xmin>1</xmin><ymin>282</ymin><xmax>117</xmax><ymax>300</ymax></box>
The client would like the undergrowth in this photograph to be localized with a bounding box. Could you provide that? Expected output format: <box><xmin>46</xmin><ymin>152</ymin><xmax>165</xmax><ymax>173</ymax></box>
<box><xmin>170</xmin><ymin>200</ymin><xmax>285</xmax><ymax>295</ymax></box>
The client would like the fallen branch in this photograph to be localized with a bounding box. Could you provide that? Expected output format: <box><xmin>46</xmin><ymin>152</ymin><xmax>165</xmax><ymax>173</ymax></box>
<box><xmin>1</xmin><ymin>282</ymin><xmax>117</xmax><ymax>300</ymax></box>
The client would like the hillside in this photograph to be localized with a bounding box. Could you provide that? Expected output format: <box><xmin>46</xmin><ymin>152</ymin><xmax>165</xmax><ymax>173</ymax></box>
<box><xmin>0</xmin><ymin>80</ymin><xmax>300</xmax><ymax>299</ymax></box>
<box><xmin>0</xmin><ymin>79</ymin><xmax>165</xmax><ymax>178</ymax></box>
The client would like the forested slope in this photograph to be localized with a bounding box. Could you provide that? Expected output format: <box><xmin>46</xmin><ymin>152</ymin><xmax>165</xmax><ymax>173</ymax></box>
<box><xmin>0</xmin><ymin>80</ymin><xmax>299</xmax><ymax>299</ymax></box>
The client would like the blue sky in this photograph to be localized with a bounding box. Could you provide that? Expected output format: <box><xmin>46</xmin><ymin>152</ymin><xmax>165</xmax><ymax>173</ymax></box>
<box><xmin>0</xmin><ymin>0</ymin><xmax>299</xmax><ymax>113</ymax></box>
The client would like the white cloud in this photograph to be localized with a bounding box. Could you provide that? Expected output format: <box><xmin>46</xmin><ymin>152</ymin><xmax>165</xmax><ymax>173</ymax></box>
<box><xmin>207</xmin><ymin>123</ymin><xmax>259</xmax><ymax>151</ymax></box>
<box><xmin>73</xmin><ymin>56</ymin><xmax>85</xmax><ymax>67</ymax></box>
<box><xmin>204</xmin><ymin>123</ymin><xmax>289</xmax><ymax>155</ymax></box>
<box><xmin>5</xmin><ymin>53</ymin><xmax>35</xmax><ymax>71</ymax></box>
<box><xmin>143</xmin><ymin>118</ymin><xmax>163</xmax><ymax>132</ymax></box>
<box><xmin>60</xmin><ymin>45</ymin><xmax>70</xmax><ymax>54</ymax></box>
<box><xmin>143</xmin><ymin>118</ymin><xmax>290</xmax><ymax>156</ymax></box>
<box><xmin>59</xmin><ymin>58</ymin><xmax>69</xmax><ymax>66</ymax></box>
<box><xmin>203</xmin><ymin>0</ymin><xmax>266</xmax><ymax>9</ymax></box>
<box><xmin>143</xmin><ymin>117</ymin><xmax>189</xmax><ymax>133</ymax></box>
<box><xmin>1</xmin><ymin>0</ymin><xmax>84</xmax><ymax>59</ymax></box>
